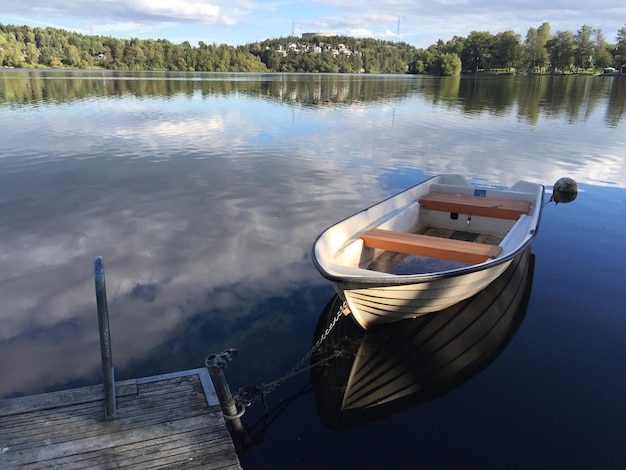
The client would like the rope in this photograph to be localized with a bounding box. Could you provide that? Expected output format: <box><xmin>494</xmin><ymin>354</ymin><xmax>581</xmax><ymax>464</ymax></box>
<box><xmin>234</xmin><ymin>301</ymin><xmax>347</xmax><ymax>410</ymax></box>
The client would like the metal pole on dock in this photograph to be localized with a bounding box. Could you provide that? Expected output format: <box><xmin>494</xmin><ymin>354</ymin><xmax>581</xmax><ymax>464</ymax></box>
<box><xmin>94</xmin><ymin>256</ymin><xmax>117</xmax><ymax>420</ymax></box>
<box><xmin>206</xmin><ymin>350</ymin><xmax>244</xmax><ymax>433</ymax></box>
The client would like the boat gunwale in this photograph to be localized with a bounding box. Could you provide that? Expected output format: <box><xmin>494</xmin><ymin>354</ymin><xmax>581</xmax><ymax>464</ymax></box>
<box><xmin>315</xmin><ymin>238</ymin><xmax>533</xmax><ymax>287</ymax></box>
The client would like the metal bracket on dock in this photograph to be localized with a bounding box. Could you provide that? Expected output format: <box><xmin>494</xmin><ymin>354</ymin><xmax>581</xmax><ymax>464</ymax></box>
<box><xmin>205</xmin><ymin>349</ymin><xmax>239</xmax><ymax>369</ymax></box>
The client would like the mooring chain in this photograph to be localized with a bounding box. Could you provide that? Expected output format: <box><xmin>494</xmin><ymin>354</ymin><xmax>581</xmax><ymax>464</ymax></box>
<box><xmin>234</xmin><ymin>301</ymin><xmax>347</xmax><ymax>411</ymax></box>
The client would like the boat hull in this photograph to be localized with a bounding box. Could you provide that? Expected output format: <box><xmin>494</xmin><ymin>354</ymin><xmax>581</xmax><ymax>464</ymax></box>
<box><xmin>339</xmin><ymin>258</ymin><xmax>513</xmax><ymax>328</ymax></box>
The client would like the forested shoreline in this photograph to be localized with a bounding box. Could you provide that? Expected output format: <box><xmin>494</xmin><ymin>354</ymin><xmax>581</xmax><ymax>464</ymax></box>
<box><xmin>1</xmin><ymin>21</ymin><xmax>625</xmax><ymax>76</ymax></box>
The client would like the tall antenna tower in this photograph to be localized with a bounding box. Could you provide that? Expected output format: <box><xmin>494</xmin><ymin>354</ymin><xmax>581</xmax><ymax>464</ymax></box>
<box><xmin>396</xmin><ymin>18</ymin><xmax>400</xmax><ymax>42</ymax></box>
<box><xmin>292</xmin><ymin>18</ymin><xmax>295</xmax><ymax>37</ymax></box>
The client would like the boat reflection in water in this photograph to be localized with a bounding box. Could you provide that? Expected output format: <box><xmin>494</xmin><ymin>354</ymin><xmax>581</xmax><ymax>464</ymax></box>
<box><xmin>310</xmin><ymin>248</ymin><xmax>535</xmax><ymax>431</ymax></box>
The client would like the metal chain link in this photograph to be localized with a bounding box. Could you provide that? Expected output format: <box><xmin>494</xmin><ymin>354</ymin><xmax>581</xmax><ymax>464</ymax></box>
<box><xmin>235</xmin><ymin>301</ymin><xmax>348</xmax><ymax>409</ymax></box>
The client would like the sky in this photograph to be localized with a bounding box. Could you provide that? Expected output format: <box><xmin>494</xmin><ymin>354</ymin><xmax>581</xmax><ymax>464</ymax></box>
<box><xmin>0</xmin><ymin>0</ymin><xmax>625</xmax><ymax>49</ymax></box>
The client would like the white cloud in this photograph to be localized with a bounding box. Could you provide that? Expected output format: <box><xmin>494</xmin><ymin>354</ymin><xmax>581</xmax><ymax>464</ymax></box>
<box><xmin>132</xmin><ymin>0</ymin><xmax>220</xmax><ymax>23</ymax></box>
<box><xmin>348</xmin><ymin>27</ymin><xmax>374</xmax><ymax>38</ymax></box>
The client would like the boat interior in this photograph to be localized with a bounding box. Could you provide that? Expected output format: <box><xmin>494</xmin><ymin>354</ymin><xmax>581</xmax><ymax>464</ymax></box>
<box><xmin>331</xmin><ymin>182</ymin><xmax>537</xmax><ymax>276</ymax></box>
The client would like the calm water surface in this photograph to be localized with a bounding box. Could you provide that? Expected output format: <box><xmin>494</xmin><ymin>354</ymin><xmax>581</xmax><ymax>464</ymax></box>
<box><xmin>1</xmin><ymin>70</ymin><xmax>625</xmax><ymax>468</ymax></box>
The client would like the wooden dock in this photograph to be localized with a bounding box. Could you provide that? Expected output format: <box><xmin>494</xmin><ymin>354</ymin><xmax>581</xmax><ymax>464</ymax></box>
<box><xmin>0</xmin><ymin>368</ymin><xmax>242</xmax><ymax>469</ymax></box>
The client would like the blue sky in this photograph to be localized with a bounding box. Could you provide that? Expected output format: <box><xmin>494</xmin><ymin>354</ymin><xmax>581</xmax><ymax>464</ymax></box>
<box><xmin>1</xmin><ymin>0</ymin><xmax>625</xmax><ymax>48</ymax></box>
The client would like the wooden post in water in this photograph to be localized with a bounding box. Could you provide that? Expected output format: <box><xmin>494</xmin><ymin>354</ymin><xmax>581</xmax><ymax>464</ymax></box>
<box><xmin>94</xmin><ymin>256</ymin><xmax>117</xmax><ymax>420</ymax></box>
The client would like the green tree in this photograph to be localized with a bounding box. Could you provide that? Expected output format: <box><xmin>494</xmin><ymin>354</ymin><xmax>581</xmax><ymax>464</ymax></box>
<box><xmin>409</xmin><ymin>59</ymin><xmax>425</xmax><ymax>74</ymax></box>
<box><xmin>492</xmin><ymin>31</ymin><xmax>522</xmax><ymax>70</ymax></box>
<box><xmin>34</xmin><ymin>28</ymin><xmax>53</xmax><ymax>65</ymax></box>
<box><xmin>180</xmin><ymin>40</ymin><xmax>195</xmax><ymax>71</ymax></box>
<box><xmin>49</xmin><ymin>56</ymin><xmax>64</xmax><ymax>68</ymax></box>
<box><xmin>101</xmin><ymin>46</ymin><xmax>114</xmax><ymax>66</ymax></box>
<box><xmin>442</xmin><ymin>36</ymin><xmax>465</xmax><ymax>56</ymax></box>
<box><xmin>352</xmin><ymin>51</ymin><xmax>364</xmax><ymax>73</ymax></box>
<box><xmin>22</xmin><ymin>27</ymin><xmax>36</xmax><ymax>46</ymax></box>
<box><xmin>524</xmin><ymin>22</ymin><xmax>551</xmax><ymax>72</ymax></box>
<box><xmin>461</xmin><ymin>31</ymin><xmax>493</xmax><ymax>72</ymax></box>
<box><xmin>259</xmin><ymin>48</ymin><xmax>280</xmax><ymax>71</ymax></box>
<box><xmin>143</xmin><ymin>39</ymin><xmax>165</xmax><ymax>69</ymax></box>
<box><xmin>123</xmin><ymin>39</ymin><xmax>146</xmax><ymax>69</ymax></box>
<box><xmin>0</xmin><ymin>32</ymin><xmax>24</xmax><ymax>67</ymax></box>
<box><xmin>80</xmin><ymin>50</ymin><xmax>95</xmax><ymax>68</ymax></box>
<box><xmin>106</xmin><ymin>38</ymin><xmax>125</xmax><ymax>63</ymax></box>
<box><xmin>593</xmin><ymin>29</ymin><xmax>613</xmax><ymax>69</ymax></box>
<box><xmin>24</xmin><ymin>42</ymin><xmax>39</xmax><ymax>65</ymax></box>
<box><xmin>433</xmin><ymin>53</ymin><xmax>462</xmax><ymax>76</ymax></box>
<box><xmin>574</xmin><ymin>25</ymin><xmax>594</xmax><ymax>70</ymax></box>
<box><xmin>63</xmin><ymin>44</ymin><xmax>81</xmax><ymax>67</ymax></box>
<box><xmin>546</xmin><ymin>30</ymin><xmax>576</xmax><ymax>72</ymax></box>
<box><xmin>616</xmin><ymin>24</ymin><xmax>626</xmax><ymax>65</ymax></box>
<box><xmin>196</xmin><ymin>41</ymin><xmax>213</xmax><ymax>71</ymax></box>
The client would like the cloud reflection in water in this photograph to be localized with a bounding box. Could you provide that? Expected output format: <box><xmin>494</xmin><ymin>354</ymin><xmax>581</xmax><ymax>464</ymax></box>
<box><xmin>0</xmin><ymin>72</ymin><xmax>625</xmax><ymax>398</ymax></box>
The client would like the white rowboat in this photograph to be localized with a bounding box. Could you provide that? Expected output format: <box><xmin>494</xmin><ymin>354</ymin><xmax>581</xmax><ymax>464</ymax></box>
<box><xmin>312</xmin><ymin>174</ymin><xmax>544</xmax><ymax>329</ymax></box>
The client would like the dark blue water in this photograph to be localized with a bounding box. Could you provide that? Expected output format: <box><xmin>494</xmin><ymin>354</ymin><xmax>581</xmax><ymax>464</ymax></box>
<box><xmin>1</xmin><ymin>71</ymin><xmax>625</xmax><ymax>468</ymax></box>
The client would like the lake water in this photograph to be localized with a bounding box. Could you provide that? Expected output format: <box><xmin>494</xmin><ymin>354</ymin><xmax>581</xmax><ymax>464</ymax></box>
<box><xmin>1</xmin><ymin>70</ymin><xmax>625</xmax><ymax>468</ymax></box>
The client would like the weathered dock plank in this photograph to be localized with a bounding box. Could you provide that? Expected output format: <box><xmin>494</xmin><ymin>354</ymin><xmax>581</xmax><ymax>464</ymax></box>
<box><xmin>0</xmin><ymin>380</ymin><xmax>138</xmax><ymax>418</ymax></box>
<box><xmin>0</xmin><ymin>368</ymin><xmax>242</xmax><ymax>469</ymax></box>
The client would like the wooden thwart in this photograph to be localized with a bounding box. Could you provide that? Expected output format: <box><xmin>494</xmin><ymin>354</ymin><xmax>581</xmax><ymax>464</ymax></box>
<box><xmin>361</xmin><ymin>228</ymin><xmax>503</xmax><ymax>264</ymax></box>
<box><xmin>419</xmin><ymin>192</ymin><xmax>530</xmax><ymax>220</ymax></box>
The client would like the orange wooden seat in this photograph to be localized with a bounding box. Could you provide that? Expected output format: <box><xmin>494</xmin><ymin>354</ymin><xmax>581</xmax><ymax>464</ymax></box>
<box><xmin>361</xmin><ymin>228</ymin><xmax>502</xmax><ymax>264</ymax></box>
<box><xmin>419</xmin><ymin>192</ymin><xmax>530</xmax><ymax>220</ymax></box>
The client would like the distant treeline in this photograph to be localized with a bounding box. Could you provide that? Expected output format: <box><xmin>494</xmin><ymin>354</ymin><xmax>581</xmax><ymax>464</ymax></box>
<box><xmin>1</xmin><ymin>22</ymin><xmax>625</xmax><ymax>76</ymax></box>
